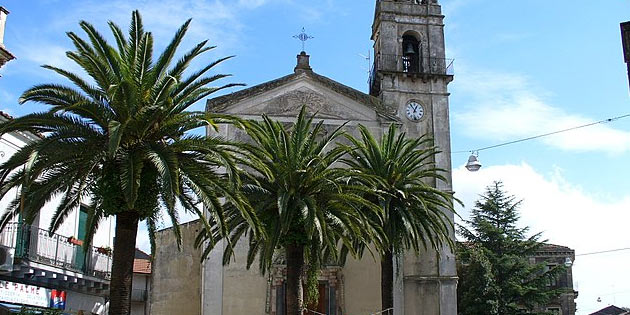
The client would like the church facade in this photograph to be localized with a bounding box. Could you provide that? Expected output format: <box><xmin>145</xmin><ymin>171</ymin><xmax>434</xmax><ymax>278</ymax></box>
<box><xmin>150</xmin><ymin>1</ymin><xmax>457</xmax><ymax>314</ymax></box>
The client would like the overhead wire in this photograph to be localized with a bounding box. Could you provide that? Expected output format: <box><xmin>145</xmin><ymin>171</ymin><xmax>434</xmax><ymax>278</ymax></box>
<box><xmin>575</xmin><ymin>247</ymin><xmax>630</xmax><ymax>257</ymax></box>
<box><xmin>452</xmin><ymin>113</ymin><xmax>630</xmax><ymax>154</ymax></box>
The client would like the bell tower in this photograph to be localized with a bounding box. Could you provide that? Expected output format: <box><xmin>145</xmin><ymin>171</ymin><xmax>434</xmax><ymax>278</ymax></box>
<box><xmin>370</xmin><ymin>1</ymin><xmax>457</xmax><ymax>314</ymax></box>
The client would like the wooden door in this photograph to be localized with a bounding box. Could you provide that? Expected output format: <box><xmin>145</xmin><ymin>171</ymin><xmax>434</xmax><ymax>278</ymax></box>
<box><xmin>304</xmin><ymin>283</ymin><xmax>327</xmax><ymax>314</ymax></box>
<box><xmin>278</xmin><ymin>281</ymin><xmax>330</xmax><ymax>315</ymax></box>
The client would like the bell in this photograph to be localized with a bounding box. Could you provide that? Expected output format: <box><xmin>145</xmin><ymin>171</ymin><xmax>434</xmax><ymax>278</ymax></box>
<box><xmin>404</xmin><ymin>43</ymin><xmax>416</xmax><ymax>55</ymax></box>
<box><xmin>465</xmin><ymin>154</ymin><xmax>482</xmax><ymax>172</ymax></box>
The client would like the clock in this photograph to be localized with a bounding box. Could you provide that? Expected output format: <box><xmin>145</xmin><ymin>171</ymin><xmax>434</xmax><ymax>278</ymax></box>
<box><xmin>405</xmin><ymin>101</ymin><xmax>424</xmax><ymax>121</ymax></box>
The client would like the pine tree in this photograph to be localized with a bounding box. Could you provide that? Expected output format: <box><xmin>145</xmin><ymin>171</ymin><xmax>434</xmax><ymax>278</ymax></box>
<box><xmin>457</xmin><ymin>182</ymin><xmax>565</xmax><ymax>315</ymax></box>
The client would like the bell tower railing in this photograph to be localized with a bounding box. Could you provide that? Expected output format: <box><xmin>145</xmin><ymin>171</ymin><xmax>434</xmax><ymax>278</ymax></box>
<box><xmin>369</xmin><ymin>54</ymin><xmax>454</xmax><ymax>95</ymax></box>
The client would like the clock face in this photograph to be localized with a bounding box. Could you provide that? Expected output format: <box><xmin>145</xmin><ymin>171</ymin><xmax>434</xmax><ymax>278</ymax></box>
<box><xmin>406</xmin><ymin>102</ymin><xmax>424</xmax><ymax>121</ymax></box>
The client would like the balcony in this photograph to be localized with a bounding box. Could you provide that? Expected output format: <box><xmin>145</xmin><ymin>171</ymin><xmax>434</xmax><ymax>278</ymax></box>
<box><xmin>369</xmin><ymin>54</ymin><xmax>454</xmax><ymax>95</ymax></box>
<box><xmin>0</xmin><ymin>223</ymin><xmax>112</xmax><ymax>287</ymax></box>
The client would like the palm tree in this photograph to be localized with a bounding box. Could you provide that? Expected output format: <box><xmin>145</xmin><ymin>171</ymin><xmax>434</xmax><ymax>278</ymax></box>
<box><xmin>0</xmin><ymin>11</ymin><xmax>256</xmax><ymax>315</ymax></box>
<box><xmin>199</xmin><ymin>107</ymin><xmax>376</xmax><ymax>315</ymax></box>
<box><xmin>340</xmin><ymin>124</ymin><xmax>458</xmax><ymax>311</ymax></box>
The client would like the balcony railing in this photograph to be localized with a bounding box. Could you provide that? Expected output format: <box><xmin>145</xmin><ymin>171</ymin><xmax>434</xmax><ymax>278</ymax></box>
<box><xmin>0</xmin><ymin>223</ymin><xmax>112</xmax><ymax>280</ymax></box>
<box><xmin>369</xmin><ymin>54</ymin><xmax>454</xmax><ymax>94</ymax></box>
<box><xmin>373</xmin><ymin>54</ymin><xmax>454</xmax><ymax>76</ymax></box>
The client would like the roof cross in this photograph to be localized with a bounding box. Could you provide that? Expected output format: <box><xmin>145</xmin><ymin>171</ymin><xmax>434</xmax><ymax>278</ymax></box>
<box><xmin>293</xmin><ymin>27</ymin><xmax>314</xmax><ymax>52</ymax></box>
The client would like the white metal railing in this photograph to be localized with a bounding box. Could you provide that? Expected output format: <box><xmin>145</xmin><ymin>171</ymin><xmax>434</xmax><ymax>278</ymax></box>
<box><xmin>0</xmin><ymin>222</ymin><xmax>112</xmax><ymax>279</ymax></box>
<box><xmin>0</xmin><ymin>223</ymin><xmax>18</xmax><ymax>248</ymax></box>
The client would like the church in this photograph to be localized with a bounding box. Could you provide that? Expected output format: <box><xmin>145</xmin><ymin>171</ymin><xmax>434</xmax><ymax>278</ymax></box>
<box><xmin>150</xmin><ymin>1</ymin><xmax>457</xmax><ymax>314</ymax></box>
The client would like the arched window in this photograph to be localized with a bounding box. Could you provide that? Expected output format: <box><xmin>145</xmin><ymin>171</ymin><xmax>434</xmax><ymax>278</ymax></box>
<box><xmin>402</xmin><ymin>34</ymin><xmax>421</xmax><ymax>73</ymax></box>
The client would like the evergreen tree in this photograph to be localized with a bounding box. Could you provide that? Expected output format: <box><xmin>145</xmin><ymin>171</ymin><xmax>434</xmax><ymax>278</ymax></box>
<box><xmin>457</xmin><ymin>243</ymin><xmax>499</xmax><ymax>315</ymax></box>
<box><xmin>457</xmin><ymin>182</ymin><xmax>565</xmax><ymax>315</ymax></box>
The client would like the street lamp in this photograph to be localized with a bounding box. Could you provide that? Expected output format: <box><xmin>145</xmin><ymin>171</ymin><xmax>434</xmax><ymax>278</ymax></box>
<box><xmin>465</xmin><ymin>152</ymin><xmax>482</xmax><ymax>172</ymax></box>
<box><xmin>564</xmin><ymin>257</ymin><xmax>573</xmax><ymax>268</ymax></box>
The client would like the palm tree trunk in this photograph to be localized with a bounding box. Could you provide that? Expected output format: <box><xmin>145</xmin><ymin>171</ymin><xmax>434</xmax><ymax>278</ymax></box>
<box><xmin>109</xmin><ymin>211</ymin><xmax>139</xmax><ymax>315</ymax></box>
<box><xmin>381</xmin><ymin>249</ymin><xmax>394</xmax><ymax>311</ymax></box>
<box><xmin>286</xmin><ymin>243</ymin><xmax>305</xmax><ymax>315</ymax></box>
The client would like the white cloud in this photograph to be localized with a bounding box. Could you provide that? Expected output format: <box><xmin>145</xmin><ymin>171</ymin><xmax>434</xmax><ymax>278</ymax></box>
<box><xmin>8</xmin><ymin>0</ymin><xmax>286</xmax><ymax>92</ymax></box>
<box><xmin>136</xmin><ymin>222</ymin><xmax>152</xmax><ymax>254</ymax></box>
<box><xmin>17</xmin><ymin>43</ymin><xmax>80</xmax><ymax>73</ymax></box>
<box><xmin>453</xmin><ymin>69</ymin><xmax>630</xmax><ymax>154</ymax></box>
<box><xmin>11</xmin><ymin>0</ymin><xmax>277</xmax><ymax>78</ymax></box>
<box><xmin>453</xmin><ymin>163</ymin><xmax>630</xmax><ymax>314</ymax></box>
<box><xmin>67</xmin><ymin>0</ymin><xmax>243</xmax><ymax>51</ymax></box>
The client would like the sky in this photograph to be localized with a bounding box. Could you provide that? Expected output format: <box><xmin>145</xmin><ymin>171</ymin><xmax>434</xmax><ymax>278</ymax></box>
<box><xmin>1</xmin><ymin>0</ymin><xmax>629</xmax><ymax>314</ymax></box>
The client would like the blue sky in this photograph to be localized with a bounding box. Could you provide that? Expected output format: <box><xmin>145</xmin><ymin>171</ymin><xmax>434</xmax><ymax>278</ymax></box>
<box><xmin>1</xmin><ymin>0</ymin><xmax>629</xmax><ymax>313</ymax></box>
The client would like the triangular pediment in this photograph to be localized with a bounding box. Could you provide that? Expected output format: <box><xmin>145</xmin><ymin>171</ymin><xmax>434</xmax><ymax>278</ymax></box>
<box><xmin>206</xmin><ymin>72</ymin><xmax>397</xmax><ymax>123</ymax></box>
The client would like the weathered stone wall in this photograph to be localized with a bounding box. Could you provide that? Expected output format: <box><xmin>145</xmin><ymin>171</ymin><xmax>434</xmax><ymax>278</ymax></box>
<box><xmin>150</xmin><ymin>220</ymin><xmax>202</xmax><ymax>315</ymax></box>
<box><xmin>531</xmin><ymin>247</ymin><xmax>578</xmax><ymax>315</ymax></box>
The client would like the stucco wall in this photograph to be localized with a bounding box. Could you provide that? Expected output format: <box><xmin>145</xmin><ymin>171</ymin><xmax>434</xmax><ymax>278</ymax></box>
<box><xmin>217</xmin><ymin>241</ymin><xmax>385</xmax><ymax>315</ymax></box>
<box><xmin>342</xmin><ymin>254</ymin><xmax>382</xmax><ymax>314</ymax></box>
<box><xmin>222</xmin><ymin>240</ymin><xmax>268</xmax><ymax>314</ymax></box>
<box><xmin>151</xmin><ymin>220</ymin><xmax>202</xmax><ymax>315</ymax></box>
<box><xmin>131</xmin><ymin>273</ymin><xmax>149</xmax><ymax>315</ymax></box>
<box><xmin>65</xmin><ymin>291</ymin><xmax>105</xmax><ymax>313</ymax></box>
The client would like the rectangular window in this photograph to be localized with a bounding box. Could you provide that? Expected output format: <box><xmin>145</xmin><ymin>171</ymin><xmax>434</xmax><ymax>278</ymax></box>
<box><xmin>544</xmin><ymin>264</ymin><xmax>558</xmax><ymax>287</ymax></box>
<box><xmin>546</xmin><ymin>306</ymin><xmax>562</xmax><ymax>315</ymax></box>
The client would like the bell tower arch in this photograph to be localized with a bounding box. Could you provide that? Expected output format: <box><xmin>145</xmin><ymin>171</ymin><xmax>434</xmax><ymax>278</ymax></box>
<box><xmin>370</xmin><ymin>1</ymin><xmax>457</xmax><ymax>315</ymax></box>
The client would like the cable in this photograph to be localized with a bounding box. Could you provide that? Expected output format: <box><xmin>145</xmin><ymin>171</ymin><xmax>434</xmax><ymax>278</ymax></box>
<box><xmin>576</xmin><ymin>247</ymin><xmax>630</xmax><ymax>257</ymax></box>
<box><xmin>452</xmin><ymin>113</ymin><xmax>630</xmax><ymax>154</ymax></box>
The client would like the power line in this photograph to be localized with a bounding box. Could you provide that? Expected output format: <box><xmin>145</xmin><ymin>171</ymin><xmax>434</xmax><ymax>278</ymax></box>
<box><xmin>453</xmin><ymin>113</ymin><xmax>630</xmax><ymax>154</ymax></box>
<box><xmin>576</xmin><ymin>247</ymin><xmax>630</xmax><ymax>257</ymax></box>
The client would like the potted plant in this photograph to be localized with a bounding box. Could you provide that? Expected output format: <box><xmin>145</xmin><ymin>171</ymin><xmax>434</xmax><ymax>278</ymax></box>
<box><xmin>97</xmin><ymin>246</ymin><xmax>112</xmax><ymax>256</ymax></box>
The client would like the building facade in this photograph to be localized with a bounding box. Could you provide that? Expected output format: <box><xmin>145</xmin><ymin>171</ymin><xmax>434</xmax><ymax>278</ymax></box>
<box><xmin>0</xmin><ymin>6</ymin><xmax>15</xmax><ymax>71</ymax></box>
<box><xmin>0</xmin><ymin>111</ymin><xmax>115</xmax><ymax>313</ymax></box>
<box><xmin>151</xmin><ymin>0</ymin><xmax>457</xmax><ymax>314</ymax></box>
<box><xmin>131</xmin><ymin>249</ymin><xmax>151</xmax><ymax>315</ymax></box>
<box><xmin>531</xmin><ymin>244</ymin><xmax>578</xmax><ymax>315</ymax></box>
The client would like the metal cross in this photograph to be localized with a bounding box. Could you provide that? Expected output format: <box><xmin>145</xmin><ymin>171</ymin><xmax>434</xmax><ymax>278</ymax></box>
<box><xmin>293</xmin><ymin>27</ymin><xmax>314</xmax><ymax>52</ymax></box>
